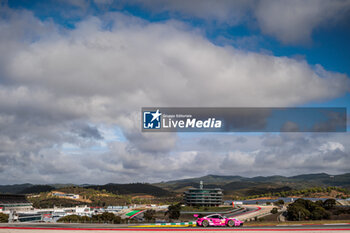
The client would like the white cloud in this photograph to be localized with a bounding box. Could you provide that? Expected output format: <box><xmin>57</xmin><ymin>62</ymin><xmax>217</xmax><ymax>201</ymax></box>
<box><xmin>133</xmin><ymin>0</ymin><xmax>350</xmax><ymax>44</ymax></box>
<box><xmin>5</xmin><ymin>13</ymin><xmax>349</xmax><ymax>111</ymax></box>
<box><xmin>319</xmin><ymin>141</ymin><xmax>345</xmax><ymax>153</ymax></box>
<box><xmin>254</xmin><ymin>0</ymin><xmax>350</xmax><ymax>44</ymax></box>
<box><xmin>0</xmin><ymin>10</ymin><xmax>349</xmax><ymax>183</ymax></box>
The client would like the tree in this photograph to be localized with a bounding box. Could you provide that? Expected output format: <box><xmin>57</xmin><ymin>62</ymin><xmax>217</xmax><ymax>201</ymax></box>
<box><xmin>0</xmin><ymin>213</ymin><xmax>9</xmax><ymax>223</ymax></box>
<box><xmin>287</xmin><ymin>198</ymin><xmax>332</xmax><ymax>221</ymax></box>
<box><xmin>165</xmin><ymin>203</ymin><xmax>181</xmax><ymax>220</ymax></box>
<box><xmin>323</xmin><ymin>199</ymin><xmax>336</xmax><ymax>210</ymax></box>
<box><xmin>144</xmin><ymin>209</ymin><xmax>156</xmax><ymax>222</ymax></box>
<box><xmin>57</xmin><ymin>215</ymin><xmax>82</xmax><ymax>223</ymax></box>
<box><xmin>81</xmin><ymin>216</ymin><xmax>90</xmax><ymax>223</ymax></box>
<box><xmin>311</xmin><ymin>206</ymin><xmax>330</xmax><ymax>220</ymax></box>
<box><xmin>287</xmin><ymin>204</ymin><xmax>310</xmax><ymax>221</ymax></box>
<box><xmin>271</xmin><ymin>208</ymin><xmax>278</xmax><ymax>214</ymax></box>
<box><xmin>91</xmin><ymin>212</ymin><xmax>121</xmax><ymax>223</ymax></box>
<box><xmin>315</xmin><ymin>200</ymin><xmax>323</xmax><ymax>207</ymax></box>
<box><xmin>275</xmin><ymin>200</ymin><xmax>284</xmax><ymax>206</ymax></box>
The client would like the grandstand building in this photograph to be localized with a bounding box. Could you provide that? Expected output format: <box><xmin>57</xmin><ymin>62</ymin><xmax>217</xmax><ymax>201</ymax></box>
<box><xmin>0</xmin><ymin>194</ymin><xmax>33</xmax><ymax>211</ymax></box>
<box><xmin>183</xmin><ymin>181</ymin><xmax>223</xmax><ymax>206</ymax></box>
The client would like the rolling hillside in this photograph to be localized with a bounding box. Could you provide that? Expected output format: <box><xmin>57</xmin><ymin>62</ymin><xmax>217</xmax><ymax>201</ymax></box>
<box><xmin>154</xmin><ymin>173</ymin><xmax>350</xmax><ymax>196</ymax></box>
<box><xmin>0</xmin><ymin>183</ymin><xmax>34</xmax><ymax>194</ymax></box>
<box><xmin>18</xmin><ymin>185</ymin><xmax>55</xmax><ymax>194</ymax></box>
<box><xmin>0</xmin><ymin>183</ymin><xmax>173</xmax><ymax>198</ymax></box>
<box><xmin>1</xmin><ymin>173</ymin><xmax>349</xmax><ymax>198</ymax></box>
<box><xmin>87</xmin><ymin>183</ymin><xmax>173</xmax><ymax>197</ymax></box>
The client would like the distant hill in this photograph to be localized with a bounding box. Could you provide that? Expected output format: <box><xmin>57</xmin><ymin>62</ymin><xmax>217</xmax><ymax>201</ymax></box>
<box><xmin>159</xmin><ymin>175</ymin><xmax>244</xmax><ymax>186</ymax></box>
<box><xmin>0</xmin><ymin>183</ymin><xmax>33</xmax><ymax>194</ymax></box>
<box><xmin>154</xmin><ymin>173</ymin><xmax>350</xmax><ymax>196</ymax></box>
<box><xmin>31</xmin><ymin>198</ymin><xmax>88</xmax><ymax>209</ymax></box>
<box><xmin>1</xmin><ymin>173</ymin><xmax>349</xmax><ymax>197</ymax></box>
<box><xmin>86</xmin><ymin>183</ymin><xmax>173</xmax><ymax>197</ymax></box>
<box><xmin>0</xmin><ymin>183</ymin><xmax>172</xmax><ymax>198</ymax></box>
<box><xmin>18</xmin><ymin>185</ymin><xmax>55</xmax><ymax>194</ymax></box>
<box><xmin>0</xmin><ymin>184</ymin><xmax>77</xmax><ymax>194</ymax></box>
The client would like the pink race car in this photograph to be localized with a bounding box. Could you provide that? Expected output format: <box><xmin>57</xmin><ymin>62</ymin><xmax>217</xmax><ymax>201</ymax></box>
<box><xmin>194</xmin><ymin>214</ymin><xmax>243</xmax><ymax>227</ymax></box>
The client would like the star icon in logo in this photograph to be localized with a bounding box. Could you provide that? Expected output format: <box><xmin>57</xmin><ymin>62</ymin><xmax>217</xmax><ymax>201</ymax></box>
<box><xmin>150</xmin><ymin>109</ymin><xmax>161</xmax><ymax>122</ymax></box>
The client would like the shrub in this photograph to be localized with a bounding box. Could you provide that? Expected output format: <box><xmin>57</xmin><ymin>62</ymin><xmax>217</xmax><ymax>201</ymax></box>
<box><xmin>0</xmin><ymin>213</ymin><xmax>9</xmax><ymax>223</ymax></box>
<box><xmin>144</xmin><ymin>209</ymin><xmax>156</xmax><ymax>222</ymax></box>
<box><xmin>323</xmin><ymin>199</ymin><xmax>336</xmax><ymax>210</ymax></box>
<box><xmin>165</xmin><ymin>203</ymin><xmax>181</xmax><ymax>220</ymax></box>
<box><xmin>287</xmin><ymin>199</ymin><xmax>331</xmax><ymax>221</ymax></box>
<box><xmin>57</xmin><ymin>215</ymin><xmax>82</xmax><ymax>223</ymax></box>
<box><xmin>271</xmin><ymin>208</ymin><xmax>278</xmax><ymax>214</ymax></box>
<box><xmin>275</xmin><ymin>200</ymin><xmax>284</xmax><ymax>206</ymax></box>
<box><xmin>311</xmin><ymin>206</ymin><xmax>330</xmax><ymax>220</ymax></box>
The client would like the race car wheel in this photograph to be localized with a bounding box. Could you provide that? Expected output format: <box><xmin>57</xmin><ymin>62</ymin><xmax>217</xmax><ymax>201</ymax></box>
<box><xmin>239</xmin><ymin>223</ymin><xmax>243</xmax><ymax>227</ymax></box>
<box><xmin>202</xmin><ymin>220</ymin><xmax>209</xmax><ymax>227</ymax></box>
<box><xmin>227</xmin><ymin>220</ymin><xmax>234</xmax><ymax>227</ymax></box>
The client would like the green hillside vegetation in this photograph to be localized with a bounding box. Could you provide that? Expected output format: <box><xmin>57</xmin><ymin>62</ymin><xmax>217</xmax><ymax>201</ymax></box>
<box><xmin>221</xmin><ymin>182</ymin><xmax>292</xmax><ymax>196</ymax></box>
<box><xmin>28</xmin><ymin>187</ymin><xmax>133</xmax><ymax>208</ymax></box>
<box><xmin>19</xmin><ymin>185</ymin><xmax>55</xmax><ymax>194</ymax></box>
<box><xmin>27</xmin><ymin>185</ymin><xmax>179</xmax><ymax>208</ymax></box>
<box><xmin>0</xmin><ymin>184</ymin><xmax>75</xmax><ymax>194</ymax></box>
<box><xmin>156</xmin><ymin>173</ymin><xmax>350</xmax><ymax>189</ymax></box>
<box><xmin>0</xmin><ymin>183</ymin><xmax>33</xmax><ymax>194</ymax></box>
<box><xmin>56</xmin><ymin>186</ymin><xmax>100</xmax><ymax>195</ymax></box>
<box><xmin>27</xmin><ymin>185</ymin><xmax>349</xmax><ymax>208</ymax></box>
<box><xmin>87</xmin><ymin>183</ymin><xmax>173</xmax><ymax>197</ymax></box>
<box><xmin>31</xmin><ymin>198</ymin><xmax>88</xmax><ymax>208</ymax></box>
<box><xmin>1</xmin><ymin>173</ymin><xmax>350</xmax><ymax>205</ymax></box>
<box><xmin>0</xmin><ymin>183</ymin><xmax>172</xmax><ymax>199</ymax></box>
<box><xmin>155</xmin><ymin>173</ymin><xmax>350</xmax><ymax>198</ymax></box>
<box><xmin>287</xmin><ymin>198</ymin><xmax>334</xmax><ymax>221</ymax></box>
<box><xmin>242</xmin><ymin>186</ymin><xmax>350</xmax><ymax>200</ymax></box>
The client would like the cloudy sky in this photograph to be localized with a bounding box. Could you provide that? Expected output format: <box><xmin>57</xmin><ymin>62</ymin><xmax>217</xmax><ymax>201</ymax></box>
<box><xmin>0</xmin><ymin>0</ymin><xmax>349</xmax><ymax>184</ymax></box>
